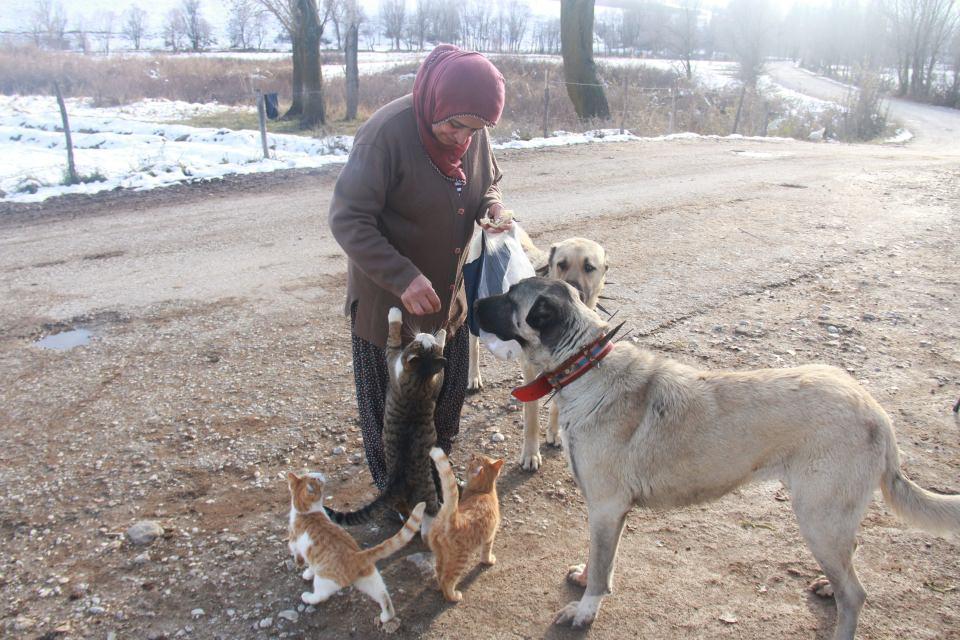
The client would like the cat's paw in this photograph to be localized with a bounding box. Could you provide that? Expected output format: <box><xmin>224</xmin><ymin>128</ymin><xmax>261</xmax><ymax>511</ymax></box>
<box><xmin>480</xmin><ymin>553</ymin><xmax>496</xmax><ymax>566</ymax></box>
<box><xmin>429</xmin><ymin>447</ymin><xmax>445</xmax><ymax>463</ymax></box>
<box><xmin>379</xmin><ymin>616</ymin><xmax>401</xmax><ymax>634</ymax></box>
<box><xmin>566</xmin><ymin>563</ymin><xmax>588</xmax><ymax>587</ymax></box>
<box><xmin>443</xmin><ymin>589</ymin><xmax>463</xmax><ymax>603</ymax></box>
<box><xmin>388</xmin><ymin>307</ymin><xmax>402</xmax><ymax>323</ymax></box>
<box><xmin>301</xmin><ymin>567</ymin><xmax>315</xmax><ymax>581</ymax></box>
<box><xmin>301</xmin><ymin>591</ymin><xmax>322</xmax><ymax>605</ymax></box>
<box><xmin>519</xmin><ymin>447</ymin><xmax>542</xmax><ymax>471</ymax></box>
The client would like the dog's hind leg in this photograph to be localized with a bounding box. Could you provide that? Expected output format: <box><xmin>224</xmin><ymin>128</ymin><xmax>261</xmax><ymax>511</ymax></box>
<box><xmin>554</xmin><ymin>497</ymin><xmax>630</xmax><ymax>628</ymax></box>
<box><xmin>519</xmin><ymin>359</ymin><xmax>543</xmax><ymax>471</ymax></box>
<box><xmin>546</xmin><ymin>403</ymin><xmax>561</xmax><ymax>447</ymax></box>
<box><xmin>791</xmin><ymin>485</ymin><xmax>870</xmax><ymax>640</ymax></box>
<box><xmin>467</xmin><ymin>333</ymin><xmax>483</xmax><ymax>394</ymax></box>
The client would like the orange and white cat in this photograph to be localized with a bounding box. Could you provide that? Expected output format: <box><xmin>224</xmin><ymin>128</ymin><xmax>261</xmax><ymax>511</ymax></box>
<box><xmin>287</xmin><ymin>471</ymin><xmax>425</xmax><ymax>629</ymax></box>
<box><xmin>427</xmin><ymin>448</ymin><xmax>504</xmax><ymax>602</ymax></box>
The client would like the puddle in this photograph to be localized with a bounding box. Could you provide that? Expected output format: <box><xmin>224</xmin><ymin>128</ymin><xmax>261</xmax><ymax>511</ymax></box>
<box><xmin>35</xmin><ymin>328</ymin><xmax>93</xmax><ymax>350</ymax></box>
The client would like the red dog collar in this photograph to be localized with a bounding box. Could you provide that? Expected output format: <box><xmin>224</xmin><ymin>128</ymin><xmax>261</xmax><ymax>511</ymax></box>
<box><xmin>511</xmin><ymin>322</ymin><xmax>624</xmax><ymax>402</ymax></box>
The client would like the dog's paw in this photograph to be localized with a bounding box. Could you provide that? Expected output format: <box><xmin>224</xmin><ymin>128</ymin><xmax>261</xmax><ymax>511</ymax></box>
<box><xmin>519</xmin><ymin>447</ymin><xmax>542</xmax><ymax>471</ymax></box>
<box><xmin>553</xmin><ymin>599</ymin><xmax>598</xmax><ymax>628</ymax></box>
<box><xmin>808</xmin><ymin>576</ymin><xmax>834</xmax><ymax>599</ymax></box>
<box><xmin>466</xmin><ymin>374</ymin><xmax>483</xmax><ymax>395</ymax></box>
<box><xmin>545</xmin><ymin>430</ymin><xmax>562</xmax><ymax>448</ymax></box>
<box><xmin>566</xmin><ymin>564</ymin><xmax>588</xmax><ymax>588</ymax></box>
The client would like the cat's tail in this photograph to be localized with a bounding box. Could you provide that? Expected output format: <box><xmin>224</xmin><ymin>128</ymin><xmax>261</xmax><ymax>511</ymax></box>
<box><xmin>323</xmin><ymin>491</ymin><xmax>394</xmax><ymax>527</ymax></box>
<box><xmin>430</xmin><ymin>447</ymin><xmax>460</xmax><ymax>523</ymax></box>
<box><xmin>361</xmin><ymin>502</ymin><xmax>426</xmax><ymax>563</ymax></box>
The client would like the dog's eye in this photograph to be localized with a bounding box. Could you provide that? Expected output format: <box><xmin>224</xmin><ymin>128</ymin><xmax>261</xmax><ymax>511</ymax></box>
<box><xmin>584</xmin><ymin>263</ymin><xmax>596</xmax><ymax>273</ymax></box>
<box><xmin>557</xmin><ymin>260</ymin><xmax>568</xmax><ymax>271</ymax></box>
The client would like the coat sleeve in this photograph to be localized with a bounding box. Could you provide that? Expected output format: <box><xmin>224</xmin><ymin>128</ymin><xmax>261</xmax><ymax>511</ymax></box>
<box><xmin>328</xmin><ymin>142</ymin><xmax>421</xmax><ymax>298</ymax></box>
<box><xmin>476</xmin><ymin>131</ymin><xmax>503</xmax><ymax>222</ymax></box>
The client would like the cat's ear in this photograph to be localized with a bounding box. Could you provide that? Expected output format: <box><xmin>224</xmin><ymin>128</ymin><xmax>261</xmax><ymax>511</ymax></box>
<box><xmin>490</xmin><ymin>459</ymin><xmax>505</xmax><ymax>475</ymax></box>
<box><xmin>286</xmin><ymin>472</ymin><xmax>299</xmax><ymax>486</ymax></box>
<box><xmin>434</xmin><ymin>328</ymin><xmax>447</xmax><ymax>350</ymax></box>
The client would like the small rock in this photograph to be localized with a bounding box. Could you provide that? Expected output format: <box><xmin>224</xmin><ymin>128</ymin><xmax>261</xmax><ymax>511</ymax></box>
<box><xmin>108</xmin><ymin>633</ymin><xmax>117</xmax><ymax>640</ymax></box>
<box><xmin>88</xmin><ymin>606</ymin><xmax>106</xmax><ymax>615</ymax></box>
<box><xmin>191</xmin><ymin>608</ymin><xmax>205</xmax><ymax>618</ymax></box>
<box><xmin>226</xmin><ymin>609</ymin><xmax>236</xmax><ymax>617</ymax></box>
<box><xmin>332</xmin><ymin>446</ymin><xmax>346</xmax><ymax>455</ymax></box>
<box><xmin>278</xmin><ymin>610</ymin><xmax>299</xmax><ymax>623</ymax></box>
<box><xmin>127</xmin><ymin>521</ymin><xmax>164</xmax><ymax>546</ymax></box>
<box><xmin>13</xmin><ymin>616</ymin><xmax>36</xmax><ymax>631</ymax></box>
<box><xmin>827</xmin><ymin>325</ymin><xmax>840</xmax><ymax>334</ymax></box>
<box><xmin>719</xmin><ymin>612</ymin><xmax>738</xmax><ymax>624</ymax></box>
<box><xmin>133</xmin><ymin>552</ymin><xmax>150</xmax><ymax>565</ymax></box>
<box><xmin>862</xmin><ymin>312</ymin><xmax>877</xmax><ymax>321</ymax></box>
<box><xmin>490</xmin><ymin>432</ymin><xmax>505</xmax><ymax>443</ymax></box>
<box><xmin>259</xmin><ymin>617</ymin><xmax>273</xmax><ymax>628</ymax></box>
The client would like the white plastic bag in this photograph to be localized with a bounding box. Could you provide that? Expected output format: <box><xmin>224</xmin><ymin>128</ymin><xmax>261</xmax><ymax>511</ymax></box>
<box><xmin>476</xmin><ymin>223</ymin><xmax>535</xmax><ymax>360</ymax></box>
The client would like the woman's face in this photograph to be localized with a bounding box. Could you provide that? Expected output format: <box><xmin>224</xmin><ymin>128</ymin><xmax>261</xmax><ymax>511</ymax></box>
<box><xmin>431</xmin><ymin>115</ymin><xmax>486</xmax><ymax>148</ymax></box>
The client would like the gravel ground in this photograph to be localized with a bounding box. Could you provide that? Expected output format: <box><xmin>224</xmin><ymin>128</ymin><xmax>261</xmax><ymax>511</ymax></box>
<box><xmin>1</xmin><ymin>99</ymin><xmax>959</xmax><ymax>639</ymax></box>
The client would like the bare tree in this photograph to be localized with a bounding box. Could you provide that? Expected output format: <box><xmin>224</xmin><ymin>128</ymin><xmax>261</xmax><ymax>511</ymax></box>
<box><xmin>324</xmin><ymin>0</ymin><xmax>346</xmax><ymax>49</ymax></box>
<box><xmin>561</xmin><ymin>0</ymin><xmax>610</xmax><ymax>120</ymax></box>
<box><xmin>381</xmin><ymin>0</ymin><xmax>405</xmax><ymax>50</ymax></box>
<box><xmin>123</xmin><ymin>6</ymin><xmax>148</xmax><ymax>50</ymax></box>
<box><xmin>412</xmin><ymin>0</ymin><xmax>431</xmax><ymax>50</ymax></box>
<box><xmin>668</xmin><ymin>0</ymin><xmax>701</xmax><ymax>80</ymax></box>
<box><xmin>98</xmin><ymin>11</ymin><xmax>115</xmax><ymax>54</ymax></box>
<box><xmin>163</xmin><ymin>7</ymin><xmax>188</xmax><ymax>51</ymax></box>
<box><xmin>75</xmin><ymin>17</ymin><xmax>90</xmax><ymax>53</ymax></box>
<box><xmin>229</xmin><ymin>0</ymin><xmax>258</xmax><ymax>49</ymax></box>
<box><xmin>181</xmin><ymin>0</ymin><xmax>214</xmax><ymax>51</ymax></box>
<box><xmin>344</xmin><ymin>0</ymin><xmax>363</xmax><ymax>119</ymax></box>
<box><xmin>296</xmin><ymin>0</ymin><xmax>326</xmax><ymax>127</ymax></box>
<box><xmin>30</xmin><ymin>0</ymin><xmax>68</xmax><ymax>49</ymax></box>
<box><xmin>506</xmin><ymin>0</ymin><xmax>530</xmax><ymax>52</ymax></box>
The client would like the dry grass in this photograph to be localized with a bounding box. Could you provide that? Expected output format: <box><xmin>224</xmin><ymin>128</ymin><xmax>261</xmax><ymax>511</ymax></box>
<box><xmin>1</xmin><ymin>45</ymin><xmax>867</xmax><ymax>142</ymax></box>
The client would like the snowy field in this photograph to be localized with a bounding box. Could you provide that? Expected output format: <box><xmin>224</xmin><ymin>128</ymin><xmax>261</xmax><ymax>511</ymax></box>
<box><xmin>1</xmin><ymin>55</ymin><xmax>851</xmax><ymax>205</ymax></box>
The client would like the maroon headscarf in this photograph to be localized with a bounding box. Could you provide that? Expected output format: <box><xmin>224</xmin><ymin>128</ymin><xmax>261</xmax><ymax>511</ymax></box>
<box><xmin>412</xmin><ymin>44</ymin><xmax>505</xmax><ymax>182</ymax></box>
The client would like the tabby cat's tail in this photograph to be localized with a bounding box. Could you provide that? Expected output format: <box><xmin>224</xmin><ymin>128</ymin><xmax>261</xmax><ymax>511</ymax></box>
<box><xmin>360</xmin><ymin>502</ymin><xmax>426</xmax><ymax>563</ymax></box>
<box><xmin>430</xmin><ymin>447</ymin><xmax>460</xmax><ymax>524</ymax></box>
<box><xmin>324</xmin><ymin>490</ymin><xmax>395</xmax><ymax>526</ymax></box>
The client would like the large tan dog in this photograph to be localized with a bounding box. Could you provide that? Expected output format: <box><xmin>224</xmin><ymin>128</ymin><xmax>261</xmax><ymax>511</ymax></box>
<box><xmin>467</xmin><ymin>233</ymin><xmax>608</xmax><ymax>470</ymax></box>
<box><xmin>475</xmin><ymin>277</ymin><xmax>960</xmax><ymax>640</ymax></box>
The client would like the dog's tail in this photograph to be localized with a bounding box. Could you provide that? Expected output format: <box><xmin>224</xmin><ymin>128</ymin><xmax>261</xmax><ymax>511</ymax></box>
<box><xmin>881</xmin><ymin>427</ymin><xmax>960</xmax><ymax>535</ymax></box>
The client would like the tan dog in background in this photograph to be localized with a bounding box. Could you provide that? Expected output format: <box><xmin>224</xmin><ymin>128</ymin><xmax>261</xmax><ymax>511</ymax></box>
<box><xmin>475</xmin><ymin>277</ymin><xmax>960</xmax><ymax>640</ymax></box>
<box><xmin>467</xmin><ymin>232</ymin><xmax>608</xmax><ymax>471</ymax></box>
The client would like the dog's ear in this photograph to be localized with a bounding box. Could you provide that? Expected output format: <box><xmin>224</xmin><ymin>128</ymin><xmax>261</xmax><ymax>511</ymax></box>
<box><xmin>536</xmin><ymin>245</ymin><xmax>557</xmax><ymax>277</ymax></box>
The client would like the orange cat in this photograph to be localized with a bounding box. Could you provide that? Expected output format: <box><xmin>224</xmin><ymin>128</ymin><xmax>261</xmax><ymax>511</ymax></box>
<box><xmin>427</xmin><ymin>447</ymin><xmax>504</xmax><ymax>602</ymax></box>
<box><xmin>287</xmin><ymin>472</ymin><xmax>425</xmax><ymax>629</ymax></box>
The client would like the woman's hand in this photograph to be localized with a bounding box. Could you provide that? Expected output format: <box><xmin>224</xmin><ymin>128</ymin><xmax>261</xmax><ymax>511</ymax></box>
<box><xmin>480</xmin><ymin>203</ymin><xmax>514</xmax><ymax>234</ymax></box>
<box><xmin>401</xmin><ymin>274</ymin><xmax>442</xmax><ymax>316</ymax></box>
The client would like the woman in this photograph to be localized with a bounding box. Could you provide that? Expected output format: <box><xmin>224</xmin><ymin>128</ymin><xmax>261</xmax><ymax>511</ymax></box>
<box><xmin>328</xmin><ymin>44</ymin><xmax>511</xmax><ymax>491</ymax></box>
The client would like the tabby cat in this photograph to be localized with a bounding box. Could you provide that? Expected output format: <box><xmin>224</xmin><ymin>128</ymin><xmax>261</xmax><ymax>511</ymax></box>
<box><xmin>325</xmin><ymin>307</ymin><xmax>447</xmax><ymax>527</ymax></box>
<box><xmin>427</xmin><ymin>447</ymin><xmax>504</xmax><ymax>602</ymax></box>
<box><xmin>287</xmin><ymin>471</ymin><xmax>425</xmax><ymax>629</ymax></box>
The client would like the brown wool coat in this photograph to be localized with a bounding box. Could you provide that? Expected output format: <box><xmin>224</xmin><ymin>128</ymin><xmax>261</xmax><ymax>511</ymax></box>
<box><xmin>328</xmin><ymin>95</ymin><xmax>503</xmax><ymax>348</ymax></box>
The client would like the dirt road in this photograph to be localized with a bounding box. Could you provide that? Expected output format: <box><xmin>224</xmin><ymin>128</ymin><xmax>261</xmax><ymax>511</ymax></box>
<box><xmin>1</xmin><ymin>93</ymin><xmax>959</xmax><ymax>639</ymax></box>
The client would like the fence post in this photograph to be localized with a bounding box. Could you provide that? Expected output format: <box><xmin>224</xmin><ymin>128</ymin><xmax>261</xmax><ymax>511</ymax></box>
<box><xmin>542</xmin><ymin>68</ymin><xmax>550</xmax><ymax>139</ymax></box>
<box><xmin>619</xmin><ymin>75</ymin><xmax>628</xmax><ymax>135</ymax></box>
<box><xmin>53</xmin><ymin>81</ymin><xmax>78</xmax><ymax>185</ymax></box>
<box><xmin>256</xmin><ymin>89</ymin><xmax>270</xmax><ymax>160</ymax></box>
<box><xmin>670</xmin><ymin>80</ymin><xmax>678</xmax><ymax>135</ymax></box>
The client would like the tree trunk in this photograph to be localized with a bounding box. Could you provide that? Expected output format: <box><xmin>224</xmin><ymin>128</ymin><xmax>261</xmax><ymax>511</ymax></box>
<box><xmin>284</xmin><ymin>37</ymin><xmax>304</xmax><ymax>119</ymax></box>
<box><xmin>560</xmin><ymin>0</ymin><xmax>609</xmax><ymax>121</ymax></box>
<box><xmin>345</xmin><ymin>22</ymin><xmax>359</xmax><ymax>120</ymax></box>
<box><xmin>299</xmin><ymin>0</ymin><xmax>326</xmax><ymax>128</ymax></box>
